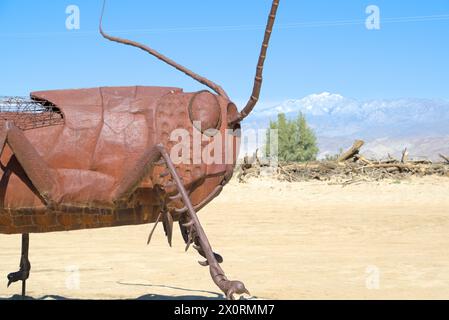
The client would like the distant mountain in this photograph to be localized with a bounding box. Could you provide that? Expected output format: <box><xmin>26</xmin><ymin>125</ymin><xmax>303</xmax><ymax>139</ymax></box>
<box><xmin>244</xmin><ymin>92</ymin><xmax>449</xmax><ymax>161</ymax></box>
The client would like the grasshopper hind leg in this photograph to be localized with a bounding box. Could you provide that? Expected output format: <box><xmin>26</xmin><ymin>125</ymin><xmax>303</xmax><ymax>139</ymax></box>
<box><xmin>7</xmin><ymin>233</ymin><xmax>31</xmax><ymax>299</ymax></box>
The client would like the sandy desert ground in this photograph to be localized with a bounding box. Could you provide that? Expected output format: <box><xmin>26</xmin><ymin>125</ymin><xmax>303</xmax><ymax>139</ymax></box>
<box><xmin>1</xmin><ymin>176</ymin><xmax>449</xmax><ymax>300</ymax></box>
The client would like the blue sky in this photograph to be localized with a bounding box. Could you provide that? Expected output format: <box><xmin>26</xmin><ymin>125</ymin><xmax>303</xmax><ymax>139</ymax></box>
<box><xmin>1</xmin><ymin>0</ymin><xmax>448</xmax><ymax>106</ymax></box>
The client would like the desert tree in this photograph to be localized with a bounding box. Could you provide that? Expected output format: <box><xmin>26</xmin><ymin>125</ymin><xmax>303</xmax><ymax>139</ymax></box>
<box><xmin>266</xmin><ymin>112</ymin><xmax>318</xmax><ymax>162</ymax></box>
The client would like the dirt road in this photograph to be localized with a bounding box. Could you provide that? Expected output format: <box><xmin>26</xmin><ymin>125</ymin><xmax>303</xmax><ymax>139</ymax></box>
<box><xmin>1</xmin><ymin>177</ymin><xmax>449</xmax><ymax>300</ymax></box>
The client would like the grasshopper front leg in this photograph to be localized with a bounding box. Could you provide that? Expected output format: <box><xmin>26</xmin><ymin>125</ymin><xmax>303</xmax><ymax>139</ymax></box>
<box><xmin>156</xmin><ymin>145</ymin><xmax>250</xmax><ymax>300</ymax></box>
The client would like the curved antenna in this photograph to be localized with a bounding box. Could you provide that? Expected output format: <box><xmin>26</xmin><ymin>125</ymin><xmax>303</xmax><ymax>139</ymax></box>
<box><xmin>235</xmin><ymin>0</ymin><xmax>280</xmax><ymax>122</ymax></box>
<box><xmin>99</xmin><ymin>0</ymin><xmax>229</xmax><ymax>99</ymax></box>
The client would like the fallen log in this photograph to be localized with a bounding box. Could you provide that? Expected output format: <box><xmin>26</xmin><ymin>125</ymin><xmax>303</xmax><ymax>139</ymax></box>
<box><xmin>354</xmin><ymin>154</ymin><xmax>372</xmax><ymax>165</ymax></box>
<box><xmin>338</xmin><ymin>140</ymin><xmax>365</xmax><ymax>162</ymax></box>
<box><xmin>439</xmin><ymin>154</ymin><xmax>449</xmax><ymax>164</ymax></box>
<box><xmin>362</xmin><ymin>163</ymin><xmax>418</xmax><ymax>169</ymax></box>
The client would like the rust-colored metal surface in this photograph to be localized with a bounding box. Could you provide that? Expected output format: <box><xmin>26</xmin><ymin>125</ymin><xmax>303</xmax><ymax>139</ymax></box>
<box><xmin>1</xmin><ymin>0</ymin><xmax>280</xmax><ymax>299</ymax></box>
<box><xmin>0</xmin><ymin>86</ymin><xmax>235</xmax><ymax>232</ymax></box>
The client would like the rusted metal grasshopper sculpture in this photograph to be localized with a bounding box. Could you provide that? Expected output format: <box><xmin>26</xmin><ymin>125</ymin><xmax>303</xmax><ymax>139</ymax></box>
<box><xmin>0</xmin><ymin>0</ymin><xmax>279</xmax><ymax>300</ymax></box>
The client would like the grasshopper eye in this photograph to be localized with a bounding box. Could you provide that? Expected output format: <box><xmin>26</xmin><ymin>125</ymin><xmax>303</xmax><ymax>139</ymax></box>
<box><xmin>189</xmin><ymin>90</ymin><xmax>222</xmax><ymax>136</ymax></box>
<box><xmin>227</xmin><ymin>102</ymin><xmax>240</xmax><ymax>129</ymax></box>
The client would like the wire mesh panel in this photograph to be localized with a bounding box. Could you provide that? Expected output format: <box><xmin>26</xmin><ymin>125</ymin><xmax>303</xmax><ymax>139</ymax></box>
<box><xmin>0</xmin><ymin>97</ymin><xmax>64</xmax><ymax>130</ymax></box>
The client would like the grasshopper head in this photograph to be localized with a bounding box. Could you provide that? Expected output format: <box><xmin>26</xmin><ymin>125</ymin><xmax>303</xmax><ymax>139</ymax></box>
<box><xmin>100</xmin><ymin>0</ymin><xmax>279</xmax><ymax>131</ymax></box>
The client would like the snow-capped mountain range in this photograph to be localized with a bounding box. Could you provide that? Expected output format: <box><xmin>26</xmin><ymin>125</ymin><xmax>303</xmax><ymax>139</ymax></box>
<box><xmin>245</xmin><ymin>92</ymin><xmax>449</xmax><ymax>160</ymax></box>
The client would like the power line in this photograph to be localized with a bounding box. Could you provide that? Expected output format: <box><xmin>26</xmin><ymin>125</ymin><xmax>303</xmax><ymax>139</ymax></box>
<box><xmin>0</xmin><ymin>14</ymin><xmax>448</xmax><ymax>38</ymax></box>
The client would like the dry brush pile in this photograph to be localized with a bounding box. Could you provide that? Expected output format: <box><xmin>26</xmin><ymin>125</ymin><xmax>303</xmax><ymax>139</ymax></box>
<box><xmin>236</xmin><ymin>140</ymin><xmax>449</xmax><ymax>184</ymax></box>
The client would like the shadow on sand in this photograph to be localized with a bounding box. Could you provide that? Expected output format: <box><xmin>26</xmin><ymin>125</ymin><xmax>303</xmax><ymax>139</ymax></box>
<box><xmin>1</xmin><ymin>282</ymin><xmax>258</xmax><ymax>300</ymax></box>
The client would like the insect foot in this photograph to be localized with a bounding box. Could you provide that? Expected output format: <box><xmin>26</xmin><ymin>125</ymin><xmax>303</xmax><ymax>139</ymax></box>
<box><xmin>210</xmin><ymin>264</ymin><xmax>250</xmax><ymax>300</ymax></box>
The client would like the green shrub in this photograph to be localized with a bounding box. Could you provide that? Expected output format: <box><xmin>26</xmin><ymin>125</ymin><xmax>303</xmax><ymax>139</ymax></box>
<box><xmin>266</xmin><ymin>112</ymin><xmax>319</xmax><ymax>162</ymax></box>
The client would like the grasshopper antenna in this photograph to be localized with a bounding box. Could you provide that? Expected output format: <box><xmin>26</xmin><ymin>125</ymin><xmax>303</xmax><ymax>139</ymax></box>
<box><xmin>234</xmin><ymin>0</ymin><xmax>280</xmax><ymax>123</ymax></box>
<box><xmin>99</xmin><ymin>0</ymin><xmax>229</xmax><ymax>99</ymax></box>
